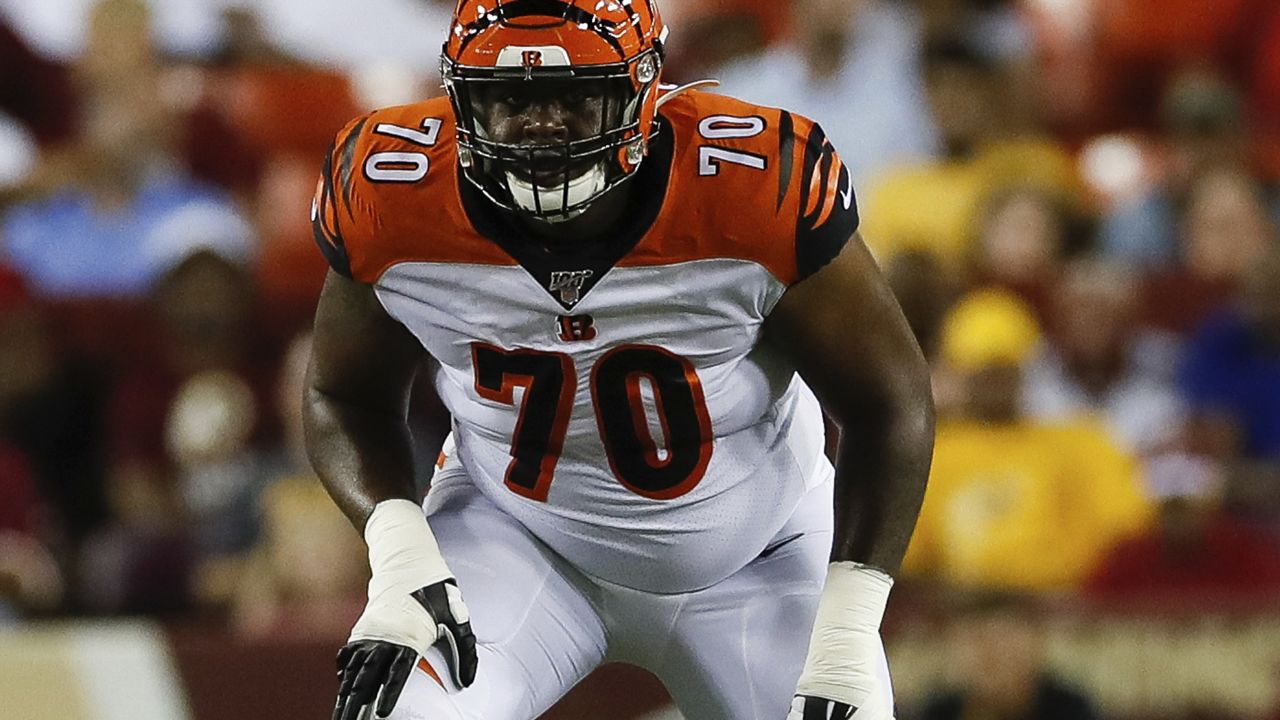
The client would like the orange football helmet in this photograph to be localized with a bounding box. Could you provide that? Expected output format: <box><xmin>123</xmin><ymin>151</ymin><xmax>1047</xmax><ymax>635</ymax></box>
<box><xmin>442</xmin><ymin>0</ymin><xmax>668</xmax><ymax>220</ymax></box>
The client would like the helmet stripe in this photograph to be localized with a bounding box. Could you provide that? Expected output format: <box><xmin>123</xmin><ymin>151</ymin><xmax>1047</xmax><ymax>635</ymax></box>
<box><xmin>457</xmin><ymin>0</ymin><xmax>624</xmax><ymax>58</ymax></box>
<box><xmin>621</xmin><ymin>1</ymin><xmax>644</xmax><ymax>47</ymax></box>
<box><xmin>638</xmin><ymin>0</ymin><xmax>661</xmax><ymax>47</ymax></box>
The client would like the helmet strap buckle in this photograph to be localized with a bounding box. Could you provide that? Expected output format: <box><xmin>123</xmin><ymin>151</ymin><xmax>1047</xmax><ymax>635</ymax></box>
<box><xmin>626</xmin><ymin>138</ymin><xmax>647</xmax><ymax>166</ymax></box>
<box><xmin>636</xmin><ymin>53</ymin><xmax>658</xmax><ymax>84</ymax></box>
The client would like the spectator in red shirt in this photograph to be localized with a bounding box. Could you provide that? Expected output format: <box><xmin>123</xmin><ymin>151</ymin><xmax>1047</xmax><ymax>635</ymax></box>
<box><xmin>79</xmin><ymin>248</ymin><xmax>272</xmax><ymax>616</ymax></box>
<box><xmin>0</xmin><ymin>441</ymin><xmax>36</xmax><ymax>536</ymax></box>
<box><xmin>1090</xmin><ymin>0</ymin><xmax>1267</xmax><ymax>130</ymax></box>
<box><xmin>0</xmin><ymin>440</ymin><xmax>62</xmax><ymax>619</ymax></box>
<box><xmin>1087</xmin><ymin>452</ymin><xmax>1280</xmax><ymax>603</ymax></box>
<box><xmin>0</xmin><ymin>264</ymin><xmax>111</xmax><ymax>555</ymax></box>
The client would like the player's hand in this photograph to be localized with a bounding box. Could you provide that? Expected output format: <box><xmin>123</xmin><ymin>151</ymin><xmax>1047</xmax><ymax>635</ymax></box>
<box><xmin>789</xmin><ymin>562</ymin><xmax>896</xmax><ymax>720</ymax></box>
<box><xmin>334</xmin><ymin>578</ymin><xmax>477</xmax><ymax>720</ymax></box>
<box><xmin>786</xmin><ymin>631</ymin><xmax>895</xmax><ymax>720</ymax></box>
<box><xmin>787</xmin><ymin>689</ymin><xmax>893</xmax><ymax>720</ymax></box>
<box><xmin>334</xmin><ymin>499</ymin><xmax>477</xmax><ymax>719</ymax></box>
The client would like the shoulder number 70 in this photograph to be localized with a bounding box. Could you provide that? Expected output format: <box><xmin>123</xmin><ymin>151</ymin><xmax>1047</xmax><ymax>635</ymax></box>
<box><xmin>697</xmin><ymin>114</ymin><xmax>768</xmax><ymax>176</ymax></box>
<box><xmin>363</xmin><ymin>119</ymin><xmax>443</xmax><ymax>183</ymax></box>
<box><xmin>472</xmin><ymin>344</ymin><xmax>713</xmax><ymax>502</ymax></box>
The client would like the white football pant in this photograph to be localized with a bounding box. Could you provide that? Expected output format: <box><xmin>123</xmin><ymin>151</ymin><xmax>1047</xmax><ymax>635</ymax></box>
<box><xmin>388</xmin><ymin>466</ymin><xmax>839</xmax><ymax>720</ymax></box>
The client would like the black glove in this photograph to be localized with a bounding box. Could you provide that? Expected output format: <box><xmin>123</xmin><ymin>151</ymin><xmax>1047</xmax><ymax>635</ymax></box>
<box><xmin>790</xmin><ymin>696</ymin><xmax>858</xmax><ymax>720</ymax></box>
<box><xmin>333</xmin><ymin>580</ymin><xmax>478</xmax><ymax>720</ymax></box>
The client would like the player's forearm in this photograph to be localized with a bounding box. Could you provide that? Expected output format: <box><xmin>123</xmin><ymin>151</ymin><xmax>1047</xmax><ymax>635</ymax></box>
<box><xmin>303</xmin><ymin>386</ymin><xmax>420</xmax><ymax>532</ymax></box>
<box><xmin>828</xmin><ymin>369</ymin><xmax>934</xmax><ymax>572</ymax></box>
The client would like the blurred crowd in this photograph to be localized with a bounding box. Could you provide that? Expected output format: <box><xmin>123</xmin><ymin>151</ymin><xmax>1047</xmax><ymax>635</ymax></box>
<box><xmin>2</xmin><ymin>0</ymin><xmax>1280</xmax><ymax>718</ymax></box>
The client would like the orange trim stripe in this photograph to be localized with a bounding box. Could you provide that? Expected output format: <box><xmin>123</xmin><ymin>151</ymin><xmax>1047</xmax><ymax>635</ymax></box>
<box><xmin>812</xmin><ymin>155</ymin><xmax>843</xmax><ymax>228</ymax></box>
<box><xmin>803</xmin><ymin>162</ymin><xmax>824</xmax><ymax>217</ymax></box>
<box><xmin>417</xmin><ymin>658</ymin><xmax>444</xmax><ymax>688</ymax></box>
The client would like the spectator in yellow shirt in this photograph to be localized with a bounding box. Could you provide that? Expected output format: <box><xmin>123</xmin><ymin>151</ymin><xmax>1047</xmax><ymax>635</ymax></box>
<box><xmin>860</xmin><ymin>38</ymin><xmax>1081</xmax><ymax>270</ymax></box>
<box><xmin>905</xmin><ymin>290</ymin><xmax>1154</xmax><ymax>591</ymax></box>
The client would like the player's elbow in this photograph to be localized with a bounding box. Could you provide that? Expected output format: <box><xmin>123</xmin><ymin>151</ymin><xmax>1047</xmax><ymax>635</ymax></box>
<box><xmin>827</xmin><ymin>347</ymin><xmax>933</xmax><ymax>437</ymax></box>
<box><xmin>300</xmin><ymin>383</ymin><xmax>337</xmax><ymax>459</ymax></box>
<box><xmin>300</xmin><ymin>380</ymin><xmax>365</xmax><ymax>455</ymax></box>
<box><xmin>897</xmin><ymin>348</ymin><xmax>935</xmax><ymax>442</ymax></box>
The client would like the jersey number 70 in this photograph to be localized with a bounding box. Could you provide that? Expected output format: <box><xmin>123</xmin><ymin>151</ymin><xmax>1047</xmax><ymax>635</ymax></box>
<box><xmin>472</xmin><ymin>343</ymin><xmax>713</xmax><ymax>502</ymax></box>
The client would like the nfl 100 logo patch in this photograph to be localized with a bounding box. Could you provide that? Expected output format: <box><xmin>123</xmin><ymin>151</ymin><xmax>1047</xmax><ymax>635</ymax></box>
<box><xmin>548</xmin><ymin>270</ymin><xmax>593</xmax><ymax>306</ymax></box>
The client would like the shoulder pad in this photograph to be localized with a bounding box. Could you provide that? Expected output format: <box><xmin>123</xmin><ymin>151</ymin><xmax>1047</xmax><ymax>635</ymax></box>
<box><xmin>648</xmin><ymin>91</ymin><xmax>859</xmax><ymax>285</ymax></box>
<box><xmin>311</xmin><ymin>98</ymin><xmax>506</xmax><ymax>283</ymax></box>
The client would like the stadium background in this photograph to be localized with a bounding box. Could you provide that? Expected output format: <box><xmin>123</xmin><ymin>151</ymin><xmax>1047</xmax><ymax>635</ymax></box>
<box><xmin>1</xmin><ymin>0</ymin><xmax>1279</xmax><ymax>717</ymax></box>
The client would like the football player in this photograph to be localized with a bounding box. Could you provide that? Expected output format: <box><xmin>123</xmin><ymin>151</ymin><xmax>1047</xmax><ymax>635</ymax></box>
<box><xmin>304</xmin><ymin>1</ymin><xmax>934</xmax><ymax>719</ymax></box>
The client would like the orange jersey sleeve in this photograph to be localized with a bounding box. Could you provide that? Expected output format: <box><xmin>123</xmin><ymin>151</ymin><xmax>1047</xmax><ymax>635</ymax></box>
<box><xmin>311</xmin><ymin>98</ymin><xmax>513</xmax><ymax>284</ymax></box>
<box><xmin>789</xmin><ymin>112</ymin><xmax>860</xmax><ymax>282</ymax></box>
<box><xmin>311</xmin><ymin>113</ymin><xmax>369</xmax><ymax>279</ymax></box>
<box><xmin>638</xmin><ymin>90</ymin><xmax>860</xmax><ymax>286</ymax></box>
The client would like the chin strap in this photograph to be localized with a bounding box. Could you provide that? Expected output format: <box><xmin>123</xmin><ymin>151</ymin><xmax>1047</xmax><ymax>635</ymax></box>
<box><xmin>505</xmin><ymin>163</ymin><xmax>607</xmax><ymax>221</ymax></box>
<box><xmin>655</xmin><ymin>79</ymin><xmax>721</xmax><ymax>109</ymax></box>
<box><xmin>540</xmin><ymin>207</ymin><xmax>588</xmax><ymax>224</ymax></box>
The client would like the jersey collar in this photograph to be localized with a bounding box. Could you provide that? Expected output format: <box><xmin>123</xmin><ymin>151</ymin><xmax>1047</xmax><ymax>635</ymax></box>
<box><xmin>457</xmin><ymin>120</ymin><xmax>675</xmax><ymax>311</ymax></box>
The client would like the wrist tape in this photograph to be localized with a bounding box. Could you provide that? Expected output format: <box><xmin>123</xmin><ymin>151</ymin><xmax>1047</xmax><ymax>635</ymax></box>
<box><xmin>363</xmin><ymin>499</ymin><xmax>453</xmax><ymax>603</ymax></box>
<box><xmin>796</xmin><ymin>561</ymin><xmax>894</xmax><ymax>705</ymax></box>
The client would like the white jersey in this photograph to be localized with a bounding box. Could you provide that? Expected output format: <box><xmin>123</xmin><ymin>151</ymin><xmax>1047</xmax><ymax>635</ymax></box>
<box><xmin>312</xmin><ymin>90</ymin><xmax>861</xmax><ymax>593</ymax></box>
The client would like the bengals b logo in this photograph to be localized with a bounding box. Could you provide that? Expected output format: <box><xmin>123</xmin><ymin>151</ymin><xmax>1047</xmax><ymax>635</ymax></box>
<box><xmin>557</xmin><ymin>315</ymin><xmax>596</xmax><ymax>342</ymax></box>
<box><xmin>522</xmin><ymin>50</ymin><xmax>544</xmax><ymax>68</ymax></box>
